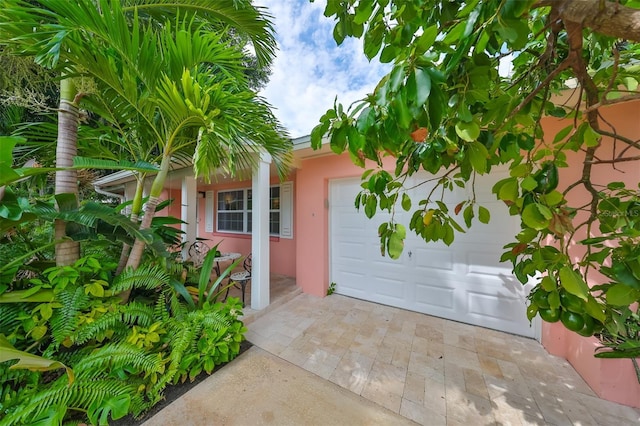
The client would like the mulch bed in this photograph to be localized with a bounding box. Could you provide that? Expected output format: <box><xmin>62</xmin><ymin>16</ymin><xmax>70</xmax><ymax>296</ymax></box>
<box><xmin>112</xmin><ymin>340</ymin><xmax>253</xmax><ymax>426</ymax></box>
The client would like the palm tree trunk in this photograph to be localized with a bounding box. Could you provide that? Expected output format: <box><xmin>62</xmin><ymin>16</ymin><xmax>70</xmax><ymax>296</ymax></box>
<box><xmin>54</xmin><ymin>78</ymin><xmax>80</xmax><ymax>266</ymax></box>
<box><xmin>119</xmin><ymin>157</ymin><xmax>170</xmax><ymax>302</ymax></box>
<box><xmin>115</xmin><ymin>179</ymin><xmax>145</xmax><ymax>274</ymax></box>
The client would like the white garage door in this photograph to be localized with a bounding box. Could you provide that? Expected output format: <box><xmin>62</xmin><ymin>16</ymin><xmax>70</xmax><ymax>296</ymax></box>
<box><xmin>330</xmin><ymin>169</ymin><xmax>537</xmax><ymax>338</ymax></box>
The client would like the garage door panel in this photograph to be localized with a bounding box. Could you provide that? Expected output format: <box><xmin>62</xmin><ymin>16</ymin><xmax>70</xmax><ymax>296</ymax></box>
<box><xmin>330</xmin><ymin>176</ymin><xmax>536</xmax><ymax>338</ymax></box>
<box><xmin>467</xmin><ymin>292</ymin><xmax>532</xmax><ymax>334</ymax></box>
<box><xmin>465</xmin><ymin>251</ymin><xmax>513</xmax><ymax>276</ymax></box>
<box><xmin>373</xmin><ymin>278</ymin><xmax>406</xmax><ymax>299</ymax></box>
<box><xmin>412</xmin><ymin>247</ymin><xmax>454</xmax><ymax>271</ymax></box>
<box><xmin>335</xmin><ymin>241</ymin><xmax>367</xmax><ymax>260</ymax></box>
<box><xmin>415</xmin><ymin>283</ymin><xmax>455</xmax><ymax>309</ymax></box>
<box><xmin>336</xmin><ymin>270</ymin><xmax>368</xmax><ymax>294</ymax></box>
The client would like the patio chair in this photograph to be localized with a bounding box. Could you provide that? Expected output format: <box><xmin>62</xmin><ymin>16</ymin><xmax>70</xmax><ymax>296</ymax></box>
<box><xmin>187</xmin><ymin>241</ymin><xmax>210</xmax><ymax>267</ymax></box>
<box><xmin>228</xmin><ymin>254</ymin><xmax>251</xmax><ymax>307</ymax></box>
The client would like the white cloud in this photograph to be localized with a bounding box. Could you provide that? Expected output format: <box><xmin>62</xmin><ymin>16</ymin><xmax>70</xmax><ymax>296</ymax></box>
<box><xmin>255</xmin><ymin>0</ymin><xmax>389</xmax><ymax>138</ymax></box>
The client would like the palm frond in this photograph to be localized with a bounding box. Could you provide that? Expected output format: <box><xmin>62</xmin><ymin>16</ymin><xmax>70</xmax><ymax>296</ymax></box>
<box><xmin>72</xmin><ymin>157</ymin><xmax>159</xmax><ymax>173</ymax></box>
<box><xmin>123</xmin><ymin>0</ymin><xmax>277</xmax><ymax>67</ymax></box>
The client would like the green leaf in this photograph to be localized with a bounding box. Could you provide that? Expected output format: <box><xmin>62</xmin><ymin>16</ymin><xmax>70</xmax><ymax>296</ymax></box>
<box><xmin>584</xmin><ymin>297</ymin><xmax>607</xmax><ymax>323</ymax></box>
<box><xmin>497</xmin><ymin>178</ymin><xmax>519</xmax><ymax>202</ymax></box>
<box><xmin>388</xmin><ymin>65</ymin><xmax>405</xmax><ymax>94</ymax></box>
<box><xmin>0</xmin><ymin>288</ymin><xmax>55</xmax><ymax>303</ymax></box>
<box><xmin>478</xmin><ymin>206</ymin><xmax>490</xmax><ymax>224</ymax></box>
<box><xmin>416</xmin><ymin>25</ymin><xmax>438</xmax><ymax>53</ymax></box>
<box><xmin>558</xmin><ymin>267</ymin><xmax>589</xmax><ymax>301</ymax></box>
<box><xmin>463</xmin><ymin>205</ymin><xmax>474</xmax><ymax>227</ymax></box>
<box><xmin>606</xmin><ymin>284</ymin><xmax>640</xmax><ymax>306</ymax></box>
<box><xmin>363</xmin><ymin>21</ymin><xmax>385</xmax><ymax>59</ymax></box>
<box><xmin>548</xmin><ymin>291</ymin><xmax>561</xmax><ymax>310</ymax></box>
<box><xmin>0</xmin><ymin>136</ymin><xmax>24</xmax><ymax>165</ymax></box>
<box><xmin>583</xmin><ymin>125</ymin><xmax>601</xmax><ymax>147</ymax></box>
<box><xmin>467</xmin><ymin>141</ymin><xmax>488</xmax><ymax>173</ymax></box>
<box><xmin>540</xmin><ymin>276</ymin><xmax>556</xmax><ymax>292</ymax></box>
<box><xmin>387</xmin><ymin>230</ymin><xmax>405</xmax><ymax>259</ymax></box>
<box><xmin>401</xmin><ymin>193</ymin><xmax>411</xmax><ymax>211</ymax></box>
<box><xmin>356</xmin><ymin>107</ymin><xmax>376</xmax><ymax>133</ymax></box>
<box><xmin>412</xmin><ymin>68</ymin><xmax>431</xmax><ymax>106</ymax></box>
<box><xmin>541</xmin><ymin>191</ymin><xmax>564</xmax><ymax>207</ymax></box>
<box><xmin>521</xmin><ymin>176</ymin><xmax>538</xmax><ymax>192</ymax></box>
<box><xmin>0</xmin><ymin>334</ymin><xmax>74</xmax><ymax>384</ymax></box>
<box><xmin>455</xmin><ymin>120</ymin><xmax>481</xmax><ymax>142</ymax></box>
<box><xmin>553</xmin><ymin>124</ymin><xmax>574</xmax><ymax>143</ymax></box>
<box><xmin>443</xmin><ymin>224</ymin><xmax>455</xmax><ymax>245</ymax></box>
<box><xmin>522</xmin><ymin>204</ymin><xmax>551</xmax><ymax>230</ymax></box>
<box><xmin>365</xmin><ymin>195</ymin><xmax>377</xmax><ymax>218</ymax></box>
<box><xmin>527</xmin><ymin>304</ymin><xmax>538</xmax><ymax>322</ymax></box>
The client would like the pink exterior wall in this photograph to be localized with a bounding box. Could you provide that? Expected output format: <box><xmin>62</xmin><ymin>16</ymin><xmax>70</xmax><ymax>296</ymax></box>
<box><xmin>168</xmin><ymin>175</ymin><xmax>298</xmax><ymax>277</ymax></box>
<box><xmin>541</xmin><ymin>101</ymin><xmax>640</xmax><ymax>407</ymax></box>
<box><xmin>295</xmin><ymin>154</ymin><xmax>396</xmax><ymax>296</ymax></box>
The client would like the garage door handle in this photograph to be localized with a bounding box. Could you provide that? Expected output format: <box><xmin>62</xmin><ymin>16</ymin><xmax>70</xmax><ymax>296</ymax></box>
<box><xmin>408</xmin><ymin>251</ymin><xmax>412</xmax><ymax>258</ymax></box>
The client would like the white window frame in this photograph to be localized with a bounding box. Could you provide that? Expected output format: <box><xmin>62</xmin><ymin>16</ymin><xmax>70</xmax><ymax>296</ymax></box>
<box><xmin>213</xmin><ymin>181</ymin><xmax>293</xmax><ymax>238</ymax></box>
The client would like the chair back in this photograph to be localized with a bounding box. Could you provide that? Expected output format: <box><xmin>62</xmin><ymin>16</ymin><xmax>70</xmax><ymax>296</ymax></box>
<box><xmin>188</xmin><ymin>241</ymin><xmax>210</xmax><ymax>266</ymax></box>
<box><xmin>244</xmin><ymin>254</ymin><xmax>252</xmax><ymax>277</ymax></box>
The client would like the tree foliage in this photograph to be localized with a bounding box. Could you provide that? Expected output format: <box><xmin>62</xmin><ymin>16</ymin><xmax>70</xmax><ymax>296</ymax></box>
<box><xmin>312</xmin><ymin>0</ymin><xmax>640</xmax><ymax>357</ymax></box>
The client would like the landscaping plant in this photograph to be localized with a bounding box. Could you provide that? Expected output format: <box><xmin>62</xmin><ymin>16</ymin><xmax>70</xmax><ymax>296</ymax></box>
<box><xmin>0</xmin><ymin>0</ymin><xmax>290</xmax><ymax>423</ymax></box>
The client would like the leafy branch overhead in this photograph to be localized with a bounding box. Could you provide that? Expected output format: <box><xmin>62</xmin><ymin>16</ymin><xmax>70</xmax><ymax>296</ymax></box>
<box><xmin>312</xmin><ymin>0</ymin><xmax>640</xmax><ymax>358</ymax></box>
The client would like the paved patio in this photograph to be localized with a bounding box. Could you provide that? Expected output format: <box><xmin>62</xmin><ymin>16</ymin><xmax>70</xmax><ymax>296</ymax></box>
<box><xmin>244</xmin><ymin>290</ymin><xmax>640</xmax><ymax>425</ymax></box>
<box><xmin>145</xmin><ymin>277</ymin><xmax>640</xmax><ymax>425</ymax></box>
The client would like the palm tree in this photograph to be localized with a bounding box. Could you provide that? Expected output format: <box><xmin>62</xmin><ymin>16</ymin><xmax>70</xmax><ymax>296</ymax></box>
<box><xmin>0</xmin><ymin>0</ymin><xmax>290</xmax><ymax>268</ymax></box>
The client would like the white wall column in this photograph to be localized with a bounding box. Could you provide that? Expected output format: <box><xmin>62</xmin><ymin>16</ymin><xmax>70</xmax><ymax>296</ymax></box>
<box><xmin>181</xmin><ymin>175</ymin><xmax>197</xmax><ymax>259</ymax></box>
<box><xmin>251</xmin><ymin>151</ymin><xmax>272</xmax><ymax>310</ymax></box>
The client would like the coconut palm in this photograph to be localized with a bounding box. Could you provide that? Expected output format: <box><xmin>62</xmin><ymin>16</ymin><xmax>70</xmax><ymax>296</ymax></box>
<box><xmin>0</xmin><ymin>0</ymin><xmax>290</xmax><ymax>267</ymax></box>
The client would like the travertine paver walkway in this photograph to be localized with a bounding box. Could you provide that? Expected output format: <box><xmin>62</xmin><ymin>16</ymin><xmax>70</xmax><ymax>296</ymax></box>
<box><xmin>246</xmin><ymin>293</ymin><xmax>640</xmax><ymax>425</ymax></box>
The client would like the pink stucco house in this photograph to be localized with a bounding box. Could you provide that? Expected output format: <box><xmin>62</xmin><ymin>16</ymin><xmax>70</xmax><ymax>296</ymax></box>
<box><xmin>95</xmin><ymin>100</ymin><xmax>640</xmax><ymax>408</ymax></box>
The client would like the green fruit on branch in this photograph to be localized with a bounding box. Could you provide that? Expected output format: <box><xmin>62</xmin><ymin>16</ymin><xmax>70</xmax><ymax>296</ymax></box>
<box><xmin>531</xmin><ymin>289</ymin><xmax>550</xmax><ymax>309</ymax></box>
<box><xmin>533</xmin><ymin>161</ymin><xmax>559</xmax><ymax>194</ymax></box>
<box><xmin>559</xmin><ymin>291</ymin><xmax>585</xmax><ymax>313</ymax></box>
<box><xmin>561</xmin><ymin>310</ymin><xmax>585</xmax><ymax>332</ymax></box>
<box><xmin>577</xmin><ymin>315</ymin><xmax>597</xmax><ymax>337</ymax></box>
<box><xmin>539</xmin><ymin>308</ymin><xmax>561</xmax><ymax>323</ymax></box>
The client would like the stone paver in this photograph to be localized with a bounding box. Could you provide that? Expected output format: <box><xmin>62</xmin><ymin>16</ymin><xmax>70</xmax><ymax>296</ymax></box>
<box><xmin>142</xmin><ymin>347</ymin><xmax>415</xmax><ymax>426</ymax></box>
<box><xmin>248</xmin><ymin>293</ymin><xmax>640</xmax><ymax>426</ymax></box>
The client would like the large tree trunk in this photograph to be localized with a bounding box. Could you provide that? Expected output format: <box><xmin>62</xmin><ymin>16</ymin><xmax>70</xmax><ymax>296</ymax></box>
<box><xmin>538</xmin><ymin>0</ymin><xmax>640</xmax><ymax>42</ymax></box>
<box><xmin>54</xmin><ymin>78</ymin><xmax>80</xmax><ymax>266</ymax></box>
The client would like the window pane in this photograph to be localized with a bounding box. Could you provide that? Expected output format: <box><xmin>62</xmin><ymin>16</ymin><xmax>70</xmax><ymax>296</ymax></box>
<box><xmin>218</xmin><ymin>190</ymin><xmax>243</xmax><ymax>211</ymax></box>
<box><xmin>247</xmin><ymin>212</ymin><xmax>252</xmax><ymax>233</ymax></box>
<box><xmin>270</xmin><ymin>186</ymin><xmax>280</xmax><ymax>210</ymax></box>
<box><xmin>270</xmin><ymin>212</ymin><xmax>280</xmax><ymax>234</ymax></box>
<box><xmin>247</xmin><ymin>189</ymin><xmax>252</xmax><ymax>211</ymax></box>
<box><xmin>218</xmin><ymin>212</ymin><xmax>244</xmax><ymax>232</ymax></box>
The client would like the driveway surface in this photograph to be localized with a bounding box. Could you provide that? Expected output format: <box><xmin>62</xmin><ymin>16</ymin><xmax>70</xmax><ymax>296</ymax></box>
<box><xmin>144</xmin><ymin>292</ymin><xmax>640</xmax><ymax>425</ymax></box>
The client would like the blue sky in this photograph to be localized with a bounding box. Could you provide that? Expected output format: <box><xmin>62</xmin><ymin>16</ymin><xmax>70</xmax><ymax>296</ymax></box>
<box><xmin>254</xmin><ymin>0</ymin><xmax>389</xmax><ymax>138</ymax></box>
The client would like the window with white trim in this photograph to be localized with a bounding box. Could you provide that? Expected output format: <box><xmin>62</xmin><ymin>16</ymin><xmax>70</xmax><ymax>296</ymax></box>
<box><xmin>212</xmin><ymin>182</ymin><xmax>293</xmax><ymax>238</ymax></box>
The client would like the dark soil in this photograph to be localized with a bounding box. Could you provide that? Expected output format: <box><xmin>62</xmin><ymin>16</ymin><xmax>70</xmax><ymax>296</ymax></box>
<box><xmin>112</xmin><ymin>340</ymin><xmax>253</xmax><ymax>426</ymax></box>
